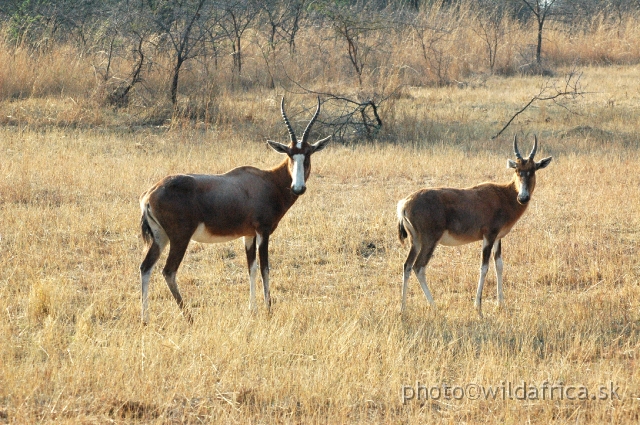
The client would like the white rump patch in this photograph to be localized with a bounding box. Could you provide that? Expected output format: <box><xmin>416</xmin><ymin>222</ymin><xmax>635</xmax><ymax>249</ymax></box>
<box><xmin>191</xmin><ymin>223</ymin><xmax>240</xmax><ymax>244</ymax></box>
<box><xmin>141</xmin><ymin>203</ymin><xmax>168</xmax><ymax>247</ymax></box>
<box><xmin>396</xmin><ymin>199</ymin><xmax>407</xmax><ymax>222</ymax></box>
<box><xmin>438</xmin><ymin>231</ymin><xmax>469</xmax><ymax>247</ymax></box>
<box><xmin>397</xmin><ymin>198</ymin><xmax>418</xmax><ymax>241</ymax></box>
<box><xmin>291</xmin><ymin>154</ymin><xmax>305</xmax><ymax>192</ymax></box>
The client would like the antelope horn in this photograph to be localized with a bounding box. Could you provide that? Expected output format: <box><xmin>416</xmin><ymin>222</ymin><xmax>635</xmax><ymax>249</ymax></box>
<box><xmin>513</xmin><ymin>135</ymin><xmax>523</xmax><ymax>161</ymax></box>
<box><xmin>281</xmin><ymin>97</ymin><xmax>297</xmax><ymax>145</ymax></box>
<box><xmin>529</xmin><ymin>135</ymin><xmax>538</xmax><ymax>160</ymax></box>
<box><xmin>301</xmin><ymin>96</ymin><xmax>321</xmax><ymax>144</ymax></box>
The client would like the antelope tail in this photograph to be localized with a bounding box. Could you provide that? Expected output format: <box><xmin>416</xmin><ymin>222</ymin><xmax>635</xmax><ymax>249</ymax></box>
<box><xmin>397</xmin><ymin>199</ymin><xmax>408</xmax><ymax>244</ymax></box>
<box><xmin>140</xmin><ymin>203</ymin><xmax>154</xmax><ymax>245</ymax></box>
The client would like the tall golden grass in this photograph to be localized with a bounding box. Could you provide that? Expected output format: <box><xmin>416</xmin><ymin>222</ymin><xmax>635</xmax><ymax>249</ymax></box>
<box><xmin>0</xmin><ymin>62</ymin><xmax>639</xmax><ymax>422</ymax></box>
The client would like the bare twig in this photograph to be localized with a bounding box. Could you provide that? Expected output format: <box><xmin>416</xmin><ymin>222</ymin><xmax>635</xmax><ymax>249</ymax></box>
<box><xmin>282</xmin><ymin>69</ymin><xmax>402</xmax><ymax>142</ymax></box>
<box><xmin>492</xmin><ymin>70</ymin><xmax>585</xmax><ymax>139</ymax></box>
<box><xmin>107</xmin><ymin>34</ymin><xmax>146</xmax><ymax>107</ymax></box>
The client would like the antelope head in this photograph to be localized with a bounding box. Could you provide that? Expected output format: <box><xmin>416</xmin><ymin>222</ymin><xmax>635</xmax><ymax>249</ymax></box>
<box><xmin>507</xmin><ymin>135</ymin><xmax>553</xmax><ymax>205</ymax></box>
<box><xmin>267</xmin><ymin>96</ymin><xmax>331</xmax><ymax>195</ymax></box>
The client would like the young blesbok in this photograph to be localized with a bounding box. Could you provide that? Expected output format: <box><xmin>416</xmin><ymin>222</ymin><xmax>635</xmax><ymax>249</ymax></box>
<box><xmin>397</xmin><ymin>136</ymin><xmax>552</xmax><ymax>317</ymax></box>
<box><xmin>139</xmin><ymin>96</ymin><xmax>330</xmax><ymax>324</ymax></box>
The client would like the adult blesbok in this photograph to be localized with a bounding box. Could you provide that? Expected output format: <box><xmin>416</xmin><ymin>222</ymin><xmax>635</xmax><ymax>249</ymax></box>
<box><xmin>397</xmin><ymin>136</ymin><xmax>552</xmax><ymax>317</ymax></box>
<box><xmin>139</xmin><ymin>96</ymin><xmax>331</xmax><ymax>324</ymax></box>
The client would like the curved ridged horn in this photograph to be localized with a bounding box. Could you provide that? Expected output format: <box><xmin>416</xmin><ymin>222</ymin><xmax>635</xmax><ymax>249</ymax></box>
<box><xmin>281</xmin><ymin>97</ymin><xmax>297</xmax><ymax>145</ymax></box>
<box><xmin>529</xmin><ymin>135</ymin><xmax>538</xmax><ymax>160</ymax></box>
<box><xmin>301</xmin><ymin>96</ymin><xmax>321</xmax><ymax>144</ymax></box>
<box><xmin>513</xmin><ymin>135</ymin><xmax>523</xmax><ymax>161</ymax></box>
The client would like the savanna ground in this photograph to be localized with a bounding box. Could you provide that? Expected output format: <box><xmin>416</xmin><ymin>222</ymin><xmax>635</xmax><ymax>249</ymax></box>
<box><xmin>0</xmin><ymin>62</ymin><xmax>639</xmax><ymax>423</ymax></box>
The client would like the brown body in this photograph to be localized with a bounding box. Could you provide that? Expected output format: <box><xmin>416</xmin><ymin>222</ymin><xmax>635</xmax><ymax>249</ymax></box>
<box><xmin>399</xmin><ymin>182</ymin><xmax>528</xmax><ymax>246</ymax></box>
<box><xmin>142</xmin><ymin>164</ymin><xmax>299</xmax><ymax>242</ymax></box>
<box><xmin>139</xmin><ymin>97</ymin><xmax>330</xmax><ymax>324</ymax></box>
<box><xmin>397</xmin><ymin>136</ymin><xmax>552</xmax><ymax>316</ymax></box>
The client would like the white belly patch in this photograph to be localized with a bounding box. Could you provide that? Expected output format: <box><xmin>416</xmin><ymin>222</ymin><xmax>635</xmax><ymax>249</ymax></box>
<box><xmin>497</xmin><ymin>225</ymin><xmax>513</xmax><ymax>240</ymax></box>
<box><xmin>191</xmin><ymin>223</ymin><xmax>240</xmax><ymax>244</ymax></box>
<box><xmin>438</xmin><ymin>231</ymin><xmax>470</xmax><ymax>247</ymax></box>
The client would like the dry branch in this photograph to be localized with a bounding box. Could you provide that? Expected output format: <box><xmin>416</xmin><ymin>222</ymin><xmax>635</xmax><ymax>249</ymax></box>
<box><xmin>492</xmin><ymin>70</ymin><xmax>585</xmax><ymax>139</ymax></box>
<box><xmin>286</xmin><ymin>77</ymin><xmax>400</xmax><ymax>142</ymax></box>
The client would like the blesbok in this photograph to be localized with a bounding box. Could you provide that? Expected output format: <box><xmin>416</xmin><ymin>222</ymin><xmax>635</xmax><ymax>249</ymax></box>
<box><xmin>139</xmin><ymin>97</ymin><xmax>331</xmax><ymax>324</ymax></box>
<box><xmin>397</xmin><ymin>136</ymin><xmax>552</xmax><ymax>317</ymax></box>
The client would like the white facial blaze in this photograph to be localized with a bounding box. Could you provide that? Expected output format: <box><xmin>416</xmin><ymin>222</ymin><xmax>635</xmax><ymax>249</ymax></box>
<box><xmin>518</xmin><ymin>174</ymin><xmax>530</xmax><ymax>200</ymax></box>
<box><xmin>291</xmin><ymin>154</ymin><xmax>306</xmax><ymax>193</ymax></box>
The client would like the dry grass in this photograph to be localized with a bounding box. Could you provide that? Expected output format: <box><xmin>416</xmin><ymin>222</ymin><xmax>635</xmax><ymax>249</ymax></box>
<box><xmin>1</xmin><ymin>66</ymin><xmax>640</xmax><ymax>423</ymax></box>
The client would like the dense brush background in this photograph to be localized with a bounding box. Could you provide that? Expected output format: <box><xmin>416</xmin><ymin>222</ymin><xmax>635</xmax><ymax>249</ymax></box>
<box><xmin>0</xmin><ymin>0</ymin><xmax>639</xmax><ymax>423</ymax></box>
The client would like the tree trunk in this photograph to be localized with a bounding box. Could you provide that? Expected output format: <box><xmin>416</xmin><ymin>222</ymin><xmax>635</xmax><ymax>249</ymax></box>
<box><xmin>171</xmin><ymin>57</ymin><xmax>184</xmax><ymax>106</ymax></box>
<box><xmin>536</xmin><ymin>19</ymin><xmax>543</xmax><ymax>65</ymax></box>
<box><xmin>236</xmin><ymin>37</ymin><xmax>242</xmax><ymax>75</ymax></box>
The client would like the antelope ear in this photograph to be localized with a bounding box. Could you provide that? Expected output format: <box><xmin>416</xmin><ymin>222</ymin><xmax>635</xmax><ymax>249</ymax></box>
<box><xmin>311</xmin><ymin>135</ymin><xmax>331</xmax><ymax>153</ymax></box>
<box><xmin>535</xmin><ymin>156</ymin><xmax>552</xmax><ymax>170</ymax></box>
<box><xmin>267</xmin><ymin>140</ymin><xmax>290</xmax><ymax>155</ymax></box>
<box><xmin>507</xmin><ymin>159</ymin><xmax>517</xmax><ymax>169</ymax></box>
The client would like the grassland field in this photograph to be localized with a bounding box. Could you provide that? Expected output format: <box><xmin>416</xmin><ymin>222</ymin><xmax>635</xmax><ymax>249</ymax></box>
<box><xmin>0</xmin><ymin>65</ymin><xmax>639</xmax><ymax>423</ymax></box>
